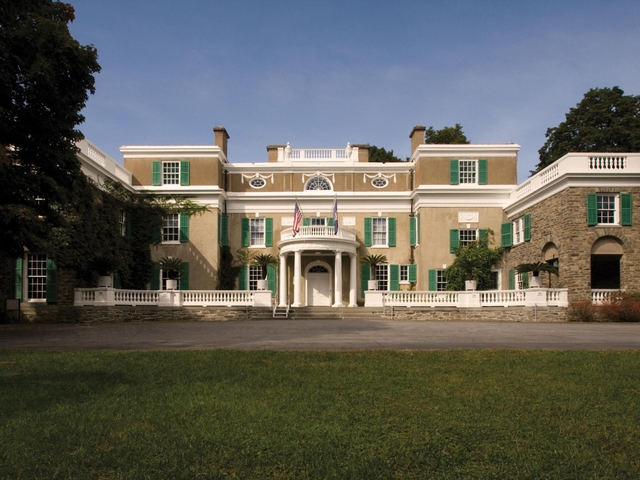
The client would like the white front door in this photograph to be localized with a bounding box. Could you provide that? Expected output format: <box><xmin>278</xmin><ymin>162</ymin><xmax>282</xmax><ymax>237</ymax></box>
<box><xmin>307</xmin><ymin>266</ymin><xmax>331</xmax><ymax>306</ymax></box>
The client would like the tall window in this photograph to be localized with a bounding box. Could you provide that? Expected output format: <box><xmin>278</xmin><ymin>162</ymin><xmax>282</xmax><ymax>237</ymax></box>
<box><xmin>513</xmin><ymin>218</ymin><xmax>523</xmax><ymax>244</ymax></box>
<box><xmin>250</xmin><ymin>218</ymin><xmax>265</xmax><ymax>246</ymax></box>
<box><xmin>459</xmin><ymin>160</ymin><xmax>477</xmax><ymax>184</ymax></box>
<box><xmin>372</xmin><ymin>218</ymin><xmax>387</xmax><ymax>246</ymax></box>
<box><xmin>163</xmin><ymin>214</ymin><xmax>180</xmax><ymax>242</ymax></box>
<box><xmin>375</xmin><ymin>264</ymin><xmax>389</xmax><ymax>291</ymax></box>
<box><xmin>597</xmin><ymin>195</ymin><xmax>616</xmax><ymax>224</ymax></box>
<box><xmin>436</xmin><ymin>270</ymin><xmax>447</xmax><ymax>291</ymax></box>
<box><xmin>119</xmin><ymin>210</ymin><xmax>126</xmax><ymax>237</ymax></box>
<box><xmin>249</xmin><ymin>266</ymin><xmax>262</xmax><ymax>290</ymax></box>
<box><xmin>400</xmin><ymin>265</ymin><xmax>409</xmax><ymax>282</ymax></box>
<box><xmin>489</xmin><ymin>271</ymin><xmax>500</xmax><ymax>290</ymax></box>
<box><xmin>162</xmin><ymin>161</ymin><xmax>180</xmax><ymax>185</ymax></box>
<box><xmin>459</xmin><ymin>229</ymin><xmax>477</xmax><ymax>247</ymax></box>
<box><xmin>27</xmin><ymin>254</ymin><xmax>47</xmax><ymax>300</ymax></box>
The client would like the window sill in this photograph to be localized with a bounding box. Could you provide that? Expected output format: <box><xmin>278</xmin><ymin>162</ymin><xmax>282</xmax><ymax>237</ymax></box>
<box><xmin>162</xmin><ymin>241</ymin><xmax>181</xmax><ymax>245</ymax></box>
<box><xmin>370</xmin><ymin>245</ymin><xmax>389</xmax><ymax>249</ymax></box>
<box><xmin>249</xmin><ymin>245</ymin><xmax>266</xmax><ymax>249</ymax></box>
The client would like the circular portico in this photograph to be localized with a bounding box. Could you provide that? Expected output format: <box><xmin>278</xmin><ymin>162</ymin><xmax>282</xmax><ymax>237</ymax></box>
<box><xmin>278</xmin><ymin>226</ymin><xmax>359</xmax><ymax>307</ymax></box>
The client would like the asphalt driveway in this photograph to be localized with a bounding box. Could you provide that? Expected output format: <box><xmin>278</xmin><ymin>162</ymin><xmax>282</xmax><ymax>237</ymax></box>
<box><xmin>2</xmin><ymin>320</ymin><xmax>640</xmax><ymax>350</ymax></box>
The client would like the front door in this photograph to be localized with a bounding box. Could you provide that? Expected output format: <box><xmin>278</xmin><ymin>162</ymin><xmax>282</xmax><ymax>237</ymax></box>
<box><xmin>307</xmin><ymin>265</ymin><xmax>331</xmax><ymax>306</ymax></box>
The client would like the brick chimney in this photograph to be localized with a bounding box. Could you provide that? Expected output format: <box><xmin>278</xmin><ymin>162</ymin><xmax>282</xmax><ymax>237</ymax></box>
<box><xmin>409</xmin><ymin>125</ymin><xmax>426</xmax><ymax>156</ymax></box>
<box><xmin>213</xmin><ymin>126</ymin><xmax>229</xmax><ymax>158</ymax></box>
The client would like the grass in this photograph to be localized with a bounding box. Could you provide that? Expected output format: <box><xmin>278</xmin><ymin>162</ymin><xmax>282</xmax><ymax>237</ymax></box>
<box><xmin>1</xmin><ymin>350</ymin><xmax>639</xmax><ymax>479</ymax></box>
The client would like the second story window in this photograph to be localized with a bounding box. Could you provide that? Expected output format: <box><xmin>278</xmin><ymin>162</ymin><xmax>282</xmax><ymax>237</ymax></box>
<box><xmin>459</xmin><ymin>160</ymin><xmax>476</xmax><ymax>184</ymax></box>
<box><xmin>372</xmin><ymin>218</ymin><xmax>387</xmax><ymax>246</ymax></box>
<box><xmin>597</xmin><ymin>194</ymin><xmax>616</xmax><ymax>224</ymax></box>
<box><xmin>250</xmin><ymin>218</ymin><xmax>265</xmax><ymax>246</ymax></box>
<box><xmin>163</xmin><ymin>214</ymin><xmax>180</xmax><ymax>242</ymax></box>
<box><xmin>305</xmin><ymin>176</ymin><xmax>332</xmax><ymax>191</ymax></box>
<box><xmin>458</xmin><ymin>229</ymin><xmax>477</xmax><ymax>247</ymax></box>
<box><xmin>450</xmin><ymin>159</ymin><xmax>487</xmax><ymax>185</ymax></box>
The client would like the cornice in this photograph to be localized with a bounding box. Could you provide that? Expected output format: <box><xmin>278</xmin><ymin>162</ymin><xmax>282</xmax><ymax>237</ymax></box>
<box><xmin>411</xmin><ymin>143</ymin><xmax>521</xmax><ymax>161</ymax></box>
<box><xmin>120</xmin><ymin>145</ymin><xmax>227</xmax><ymax>161</ymax></box>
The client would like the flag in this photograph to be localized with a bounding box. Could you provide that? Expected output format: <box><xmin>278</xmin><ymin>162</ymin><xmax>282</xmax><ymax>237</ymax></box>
<box><xmin>292</xmin><ymin>201</ymin><xmax>303</xmax><ymax>237</ymax></box>
<box><xmin>332</xmin><ymin>198</ymin><xmax>339</xmax><ymax>235</ymax></box>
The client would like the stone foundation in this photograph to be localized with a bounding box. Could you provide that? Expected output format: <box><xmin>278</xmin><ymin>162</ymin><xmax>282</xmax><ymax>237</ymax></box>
<box><xmin>386</xmin><ymin>306</ymin><xmax>567</xmax><ymax>322</ymax></box>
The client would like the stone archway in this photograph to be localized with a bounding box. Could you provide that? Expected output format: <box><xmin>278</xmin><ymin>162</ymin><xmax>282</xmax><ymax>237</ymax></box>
<box><xmin>591</xmin><ymin>236</ymin><xmax>623</xmax><ymax>289</ymax></box>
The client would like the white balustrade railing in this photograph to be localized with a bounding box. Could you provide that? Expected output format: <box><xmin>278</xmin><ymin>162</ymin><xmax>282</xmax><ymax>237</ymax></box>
<box><xmin>288</xmin><ymin>149</ymin><xmax>350</xmax><ymax>160</ymax></box>
<box><xmin>74</xmin><ymin>288</ymin><xmax>270</xmax><ymax>307</ymax></box>
<box><xmin>385</xmin><ymin>291</ymin><xmax>458</xmax><ymax>307</ymax></box>
<box><xmin>591</xmin><ymin>289</ymin><xmax>620</xmax><ymax>305</ymax></box>
<box><xmin>480</xmin><ymin>290</ymin><xmax>526</xmax><ymax>306</ymax></box>
<box><xmin>280</xmin><ymin>226</ymin><xmax>356</xmax><ymax>241</ymax></box>
<box><xmin>182</xmin><ymin>290</ymin><xmax>254</xmax><ymax>306</ymax></box>
<box><xmin>114</xmin><ymin>289</ymin><xmax>159</xmax><ymax>305</ymax></box>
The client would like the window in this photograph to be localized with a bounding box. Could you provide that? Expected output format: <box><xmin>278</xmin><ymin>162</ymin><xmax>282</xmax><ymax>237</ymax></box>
<box><xmin>161</xmin><ymin>269</ymin><xmax>180</xmax><ymax>290</ymax></box>
<box><xmin>248</xmin><ymin>266</ymin><xmax>262</xmax><ymax>290</ymax></box>
<box><xmin>597</xmin><ymin>195</ymin><xmax>616</xmax><ymax>224</ymax></box>
<box><xmin>372</xmin><ymin>218</ymin><xmax>387</xmax><ymax>246</ymax></box>
<box><xmin>152</xmin><ymin>161</ymin><xmax>189</xmax><ymax>186</ymax></box>
<box><xmin>119</xmin><ymin>210</ymin><xmax>126</xmax><ymax>237</ymax></box>
<box><xmin>163</xmin><ymin>214</ymin><xmax>180</xmax><ymax>242</ymax></box>
<box><xmin>250</xmin><ymin>218</ymin><xmax>265</xmax><ymax>246</ymax></box>
<box><xmin>459</xmin><ymin>160</ymin><xmax>477</xmax><ymax>184</ymax></box>
<box><xmin>372</xmin><ymin>177</ymin><xmax>388</xmax><ymax>188</ymax></box>
<box><xmin>513</xmin><ymin>218</ymin><xmax>523</xmax><ymax>244</ymax></box>
<box><xmin>27</xmin><ymin>254</ymin><xmax>47</xmax><ymax>300</ymax></box>
<box><xmin>489</xmin><ymin>270</ymin><xmax>500</xmax><ymax>290</ymax></box>
<box><xmin>400</xmin><ymin>265</ymin><xmax>409</xmax><ymax>282</ymax></box>
<box><xmin>249</xmin><ymin>178</ymin><xmax>266</xmax><ymax>189</ymax></box>
<box><xmin>375</xmin><ymin>264</ymin><xmax>389</xmax><ymax>291</ymax></box>
<box><xmin>163</xmin><ymin>161</ymin><xmax>180</xmax><ymax>185</ymax></box>
<box><xmin>305</xmin><ymin>176</ymin><xmax>332</xmax><ymax>191</ymax></box>
<box><xmin>310</xmin><ymin>217</ymin><xmax>326</xmax><ymax>226</ymax></box>
<box><xmin>459</xmin><ymin>229</ymin><xmax>477</xmax><ymax>247</ymax></box>
<box><xmin>436</xmin><ymin>270</ymin><xmax>447</xmax><ymax>291</ymax></box>
<box><xmin>516</xmin><ymin>272</ymin><xmax>528</xmax><ymax>290</ymax></box>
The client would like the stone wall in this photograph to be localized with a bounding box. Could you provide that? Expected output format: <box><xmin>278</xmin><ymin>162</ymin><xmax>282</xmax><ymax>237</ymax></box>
<box><xmin>388</xmin><ymin>306</ymin><xmax>567</xmax><ymax>322</ymax></box>
<box><xmin>505</xmin><ymin>186</ymin><xmax>640</xmax><ymax>302</ymax></box>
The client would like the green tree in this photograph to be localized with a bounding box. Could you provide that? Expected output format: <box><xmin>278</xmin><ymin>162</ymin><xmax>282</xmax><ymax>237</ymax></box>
<box><xmin>0</xmin><ymin>0</ymin><xmax>101</xmax><ymax>258</ymax></box>
<box><xmin>369</xmin><ymin>145</ymin><xmax>405</xmax><ymax>162</ymax></box>
<box><xmin>445</xmin><ymin>234</ymin><xmax>503</xmax><ymax>291</ymax></box>
<box><xmin>535</xmin><ymin>86</ymin><xmax>640</xmax><ymax>173</ymax></box>
<box><xmin>424</xmin><ymin>124</ymin><xmax>470</xmax><ymax>144</ymax></box>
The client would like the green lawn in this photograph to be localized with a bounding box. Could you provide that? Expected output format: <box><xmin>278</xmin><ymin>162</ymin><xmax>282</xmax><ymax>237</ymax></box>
<box><xmin>1</xmin><ymin>350</ymin><xmax>639</xmax><ymax>479</ymax></box>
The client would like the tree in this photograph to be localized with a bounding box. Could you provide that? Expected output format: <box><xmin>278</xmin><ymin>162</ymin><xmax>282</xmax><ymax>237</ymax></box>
<box><xmin>0</xmin><ymin>1</ymin><xmax>101</xmax><ymax>258</ymax></box>
<box><xmin>535</xmin><ymin>86</ymin><xmax>640</xmax><ymax>173</ymax></box>
<box><xmin>445</xmin><ymin>234</ymin><xmax>503</xmax><ymax>291</ymax></box>
<box><xmin>369</xmin><ymin>145</ymin><xmax>405</xmax><ymax>162</ymax></box>
<box><xmin>424</xmin><ymin>124</ymin><xmax>470</xmax><ymax>144</ymax></box>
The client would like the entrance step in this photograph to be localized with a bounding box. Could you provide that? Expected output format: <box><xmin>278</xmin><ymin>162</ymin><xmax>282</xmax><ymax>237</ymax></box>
<box><xmin>249</xmin><ymin>307</ymin><xmax>388</xmax><ymax>321</ymax></box>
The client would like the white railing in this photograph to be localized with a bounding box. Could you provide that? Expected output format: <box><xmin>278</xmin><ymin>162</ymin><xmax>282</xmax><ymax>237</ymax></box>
<box><xmin>512</xmin><ymin>153</ymin><xmax>640</xmax><ymax>202</ymax></box>
<box><xmin>280</xmin><ymin>226</ymin><xmax>357</xmax><ymax>241</ymax></box>
<box><xmin>591</xmin><ymin>289</ymin><xmax>620</xmax><ymax>305</ymax></box>
<box><xmin>288</xmin><ymin>149</ymin><xmax>350</xmax><ymax>160</ymax></box>
<box><xmin>74</xmin><ymin>288</ymin><xmax>271</xmax><ymax>307</ymax></box>
<box><xmin>76</xmin><ymin>139</ymin><xmax>133</xmax><ymax>186</ymax></box>
<box><xmin>367</xmin><ymin>289</ymin><xmax>569</xmax><ymax>308</ymax></box>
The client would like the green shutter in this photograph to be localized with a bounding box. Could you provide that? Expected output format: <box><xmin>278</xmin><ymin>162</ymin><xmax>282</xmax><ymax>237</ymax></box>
<box><xmin>180</xmin><ymin>161</ymin><xmax>190</xmax><ymax>186</ymax></box>
<box><xmin>524</xmin><ymin>214</ymin><xmax>531</xmax><ymax>241</ymax></box>
<box><xmin>153</xmin><ymin>222</ymin><xmax>161</xmax><ymax>243</ymax></box>
<box><xmin>150</xmin><ymin>263</ymin><xmax>160</xmax><ymax>290</ymax></box>
<box><xmin>265</xmin><ymin>218</ymin><xmax>273</xmax><ymax>247</ymax></box>
<box><xmin>450</xmin><ymin>229</ymin><xmax>459</xmax><ymax>253</ymax></box>
<box><xmin>479</xmin><ymin>229</ymin><xmax>488</xmax><ymax>245</ymax></box>
<box><xmin>267</xmin><ymin>264</ymin><xmax>276</xmax><ymax>298</ymax></box>
<box><xmin>45</xmin><ymin>258</ymin><xmax>57</xmax><ymax>303</ymax></box>
<box><xmin>409</xmin><ymin>264</ymin><xmax>417</xmax><ymax>283</ymax></box>
<box><xmin>180</xmin><ymin>262</ymin><xmax>189</xmax><ymax>290</ymax></box>
<box><xmin>501</xmin><ymin>222</ymin><xmax>512</xmax><ymax>247</ymax></box>
<box><xmin>179</xmin><ymin>213</ymin><xmax>189</xmax><ymax>242</ymax></box>
<box><xmin>303</xmin><ymin>217</ymin><xmax>311</xmax><ymax>227</ymax></box>
<box><xmin>410</xmin><ymin>216</ymin><xmax>417</xmax><ymax>247</ymax></box>
<box><xmin>509</xmin><ymin>269</ymin><xmax>515</xmax><ymax>290</ymax></box>
<box><xmin>388</xmin><ymin>217</ymin><xmax>396</xmax><ymax>247</ymax></box>
<box><xmin>15</xmin><ymin>258</ymin><xmax>23</xmax><ymax>301</ymax></box>
<box><xmin>428</xmin><ymin>270</ymin><xmax>437</xmax><ymax>291</ymax></box>
<box><xmin>327</xmin><ymin>217</ymin><xmax>334</xmax><ymax>227</ymax></box>
<box><xmin>450</xmin><ymin>160</ymin><xmax>459</xmax><ymax>185</ymax></box>
<box><xmin>478</xmin><ymin>159</ymin><xmax>488</xmax><ymax>185</ymax></box>
<box><xmin>621</xmin><ymin>193</ymin><xmax>632</xmax><ymax>226</ymax></box>
<box><xmin>389</xmin><ymin>264</ymin><xmax>400</xmax><ymax>291</ymax></box>
<box><xmin>221</xmin><ymin>216</ymin><xmax>229</xmax><ymax>246</ymax></box>
<box><xmin>417</xmin><ymin>213</ymin><xmax>421</xmax><ymax>244</ymax></box>
<box><xmin>360</xmin><ymin>265</ymin><xmax>370</xmax><ymax>298</ymax></box>
<box><xmin>364</xmin><ymin>218</ymin><xmax>372</xmax><ymax>247</ymax></box>
<box><xmin>241</xmin><ymin>218</ymin><xmax>250</xmax><ymax>247</ymax></box>
<box><xmin>152</xmin><ymin>161</ymin><xmax>161</xmax><ymax>186</ymax></box>
<box><xmin>239</xmin><ymin>265</ymin><xmax>248</xmax><ymax>290</ymax></box>
<box><xmin>587</xmin><ymin>194</ymin><xmax>597</xmax><ymax>226</ymax></box>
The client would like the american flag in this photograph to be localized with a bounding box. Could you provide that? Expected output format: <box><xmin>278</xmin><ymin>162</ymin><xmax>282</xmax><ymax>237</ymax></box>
<box><xmin>292</xmin><ymin>201</ymin><xmax>303</xmax><ymax>237</ymax></box>
<box><xmin>332</xmin><ymin>198</ymin><xmax>339</xmax><ymax>235</ymax></box>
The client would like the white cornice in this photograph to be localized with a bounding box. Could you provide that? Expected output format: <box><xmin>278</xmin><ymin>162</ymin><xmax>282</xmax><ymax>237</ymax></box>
<box><xmin>120</xmin><ymin>145</ymin><xmax>227</xmax><ymax>162</ymax></box>
<box><xmin>411</xmin><ymin>143</ymin><xmax>520</xmax><ymax>161</ymax></box>
<box><xmin>411</xmin><ymin>186</ymin><xmax>514</xmax><ymax>208</ymax></box>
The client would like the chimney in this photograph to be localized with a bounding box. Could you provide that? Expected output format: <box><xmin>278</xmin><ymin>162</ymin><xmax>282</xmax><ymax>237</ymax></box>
<box><xmin>409</xmin><ymin>125</ymin><xmax>426</xmax><ymax>156</ymax></box>
<box><xmin>266</xmin><ymin>144</ymin><xmax>286</xmax><ymax>162</ymax></box>
<box><xmin>353</xmin><ymin>144</ymin><xmax>370</xmax><ymax>162</ymax></box>
<box><xmin>213</xmin><ymin>126</ymin><xmax>229</xmax><ymax>158</ymax></box>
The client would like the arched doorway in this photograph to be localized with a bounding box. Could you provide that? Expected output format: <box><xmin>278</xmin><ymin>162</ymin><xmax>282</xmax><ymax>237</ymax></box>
<box><xmin>306</xmin><ymin>262</ymin><xmax>332</xmax><ymax>306</ymax></box>
<box><xmin>591</xmin><ymin>237</ymin><xmax>623</xmax><ymax>289</ymax></box>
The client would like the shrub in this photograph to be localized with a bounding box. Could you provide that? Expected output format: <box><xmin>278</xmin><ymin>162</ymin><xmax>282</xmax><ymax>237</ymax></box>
<box><xmin>599</xmin><ymin>292</ymin><xmax>640</xmax><ymax>322</ymax></box>
<box><xmin>567</xmin><ymin>301</ymin><xmax>600</xmax><ymax>322</ymax></box>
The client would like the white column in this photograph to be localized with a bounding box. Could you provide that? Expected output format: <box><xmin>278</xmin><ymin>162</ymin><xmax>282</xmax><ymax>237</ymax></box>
<box><xmin>279</xmin><ymin>253</ymin><xmax>287</xmax><ymax>307</ymax></box>
<box><xmin>292</xmin><ymin>250</ymin><xmax>302</xmax><ymax>307</ymax></box>
<box><xmin>333</xmin><ymin>251</ymin><xmax>343</xmax><ymax>307</ymax></box>
<box><xmin>349</xmin><ymin>253</ymin><xmax>357</xmax><ymax>307</ymax></box>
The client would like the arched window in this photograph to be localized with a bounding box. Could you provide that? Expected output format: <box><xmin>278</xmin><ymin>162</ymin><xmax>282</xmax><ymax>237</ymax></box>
<box><xmin>309</xmin><ymin>265</ymin><xmax>329</xmax><ymax>273</ymax></box>
<box><xmin>305</xmin><ymin>176</ymin><xmax>332</xmax><ymax>191</ymax></box>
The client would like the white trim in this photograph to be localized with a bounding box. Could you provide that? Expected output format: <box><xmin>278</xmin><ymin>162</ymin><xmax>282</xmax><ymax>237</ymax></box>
<box><xmin>411</xmin><ymin>144</ymin><xmax>521</xmax><ymax>161</ymax></box>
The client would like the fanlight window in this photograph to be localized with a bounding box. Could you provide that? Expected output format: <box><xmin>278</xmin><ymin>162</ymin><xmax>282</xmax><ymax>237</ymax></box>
<box><xmin>372</xmin><ymin>177</ymin><xmax>388</xmax><ymax>188</ymax></box>
<box><xmin>305</xmin><ymin>176</ymin><xmax>332</xmax><ymax>191</ymax></box>
<box><xmin>309</xmin><ymin>265</ymin><xmax>329</xmax><ymax>273</ymax></box>
<box><xmin>249</xmin><ymin>178</ymin><xmax>266</xmax><ymax>189</ymax></box>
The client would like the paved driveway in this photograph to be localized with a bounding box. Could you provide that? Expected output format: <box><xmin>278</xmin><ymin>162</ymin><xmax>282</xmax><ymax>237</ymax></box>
<box><xmin>1</xmin><ymin>320</ymin><xmax>639</xmax><ymax>350</ymax></box>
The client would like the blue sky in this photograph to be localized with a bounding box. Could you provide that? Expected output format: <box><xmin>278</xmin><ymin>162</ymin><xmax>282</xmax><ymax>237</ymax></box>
<box><xmin>68</xmin><ymin>0</ymin><xmax>640</xmax><ymax>182</ymax></box>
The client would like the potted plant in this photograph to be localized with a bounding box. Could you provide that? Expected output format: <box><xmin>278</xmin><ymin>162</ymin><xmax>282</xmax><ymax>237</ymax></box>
<box><xmin>445</xmin><ymin>233</ymin><xmax>503</xmax><ymax>291</ymax></box>
<box><xmin>359</xmin><ymin>254</ymin><xmax>387</xmax><ymax>291</ymax></box>
<box><xmin>90</xmin><ymin>255</ymin><xmax>119</xmax><ymax>288</ymax></box>
<box><xmin>515</xmin><ymin>262</ymin><xmax>559</xmax><ymax>288</ymax></box>
<box><xmin>159</xmin><ymin>256</ymin><xmax>184</xmax><ymax>290</ymax></box>
<box><xmin>252</xmin><ymin>254</ymin><xmax>278</xmax><ymax>290</ymax></box>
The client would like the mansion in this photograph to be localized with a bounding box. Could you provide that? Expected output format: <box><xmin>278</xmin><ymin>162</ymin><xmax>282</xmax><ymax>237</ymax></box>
<box><xmin>9</xmin><ymin>125</ymin><xmax>640</xmax><ymax>313</ymax></box>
